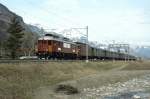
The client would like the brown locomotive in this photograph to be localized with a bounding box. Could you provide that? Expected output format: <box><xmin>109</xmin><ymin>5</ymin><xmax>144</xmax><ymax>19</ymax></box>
<box><xmin>37</xmin><ymin>34</ymin><xmax>77</xmax><ymax>59</ymax></box>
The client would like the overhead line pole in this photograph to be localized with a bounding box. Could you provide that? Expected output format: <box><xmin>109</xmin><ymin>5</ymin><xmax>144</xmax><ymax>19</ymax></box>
<box><xmin>86</xmin><ymin>26</ymin><xmax>89</xmax><ymax>63</ymax></box>
<box><xmin>71</xmin><ymin>26</ymin><xmax>89</xmax><ymax>63</ymax></box>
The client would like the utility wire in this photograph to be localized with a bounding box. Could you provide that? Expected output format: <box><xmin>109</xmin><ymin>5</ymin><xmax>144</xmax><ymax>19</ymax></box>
<box><xmin>23</xmin><ymin>0</ymin><xmax>81</xmax><ymax>27</ymax></box>
<box><xmin>1</xmin><ymin>0</ymin><xmax>87</xmax><ymax>39</ymax></box>
<box><xmin>1</xmin><ymin>0</ymin><xmax>68</xmax><ymax>30</ymax></box>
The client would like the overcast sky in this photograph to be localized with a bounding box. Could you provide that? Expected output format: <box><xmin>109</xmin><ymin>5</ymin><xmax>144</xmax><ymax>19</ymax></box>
<box><xmin>1</xmin><ymin>0</ymin><xmax>150</xmax><ymax>46</ymax></box>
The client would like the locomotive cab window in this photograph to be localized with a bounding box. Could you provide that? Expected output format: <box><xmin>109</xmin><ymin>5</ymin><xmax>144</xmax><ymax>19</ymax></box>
<box><xmin>48</xmin><ymin>40</ymin><xmax>51</xmax><ymax>45</ymax></box>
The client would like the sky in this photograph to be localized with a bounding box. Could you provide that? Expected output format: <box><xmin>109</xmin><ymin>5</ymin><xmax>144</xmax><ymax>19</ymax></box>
<box><xmin>1</xmin><ymin>0</ymin><xmax>150</xmax><ymax>46</ymax></box>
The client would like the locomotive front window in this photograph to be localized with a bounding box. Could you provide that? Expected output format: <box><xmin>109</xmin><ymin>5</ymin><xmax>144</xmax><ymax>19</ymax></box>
<box><xmin>38</xmin><ymin>40</ymin><xmax>43</xmax><ymax>44</ymax></box>
<box><xmin>42</xmin><ymin>40</ymin><xmax>46</xmax><ymax>44</ymax></box>
<box><xmin>48</xmin><ymin>40</ymin><xmax>51</xmax><ymax>45</ymax></box>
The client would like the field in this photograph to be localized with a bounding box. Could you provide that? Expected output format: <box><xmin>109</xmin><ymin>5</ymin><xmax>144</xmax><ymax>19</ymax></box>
<box><xmin>0</xmin><ymin>60</ymin><xmax>150</xmax><ymax>99</ymax></box>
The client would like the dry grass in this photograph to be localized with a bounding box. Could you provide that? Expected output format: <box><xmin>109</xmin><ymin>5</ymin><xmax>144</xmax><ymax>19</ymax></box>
<box><xmin>122</xmin><ymin>60</ymin><xmax>150</xmax><ymax>70</ymax></box>
<box><xmin>0</xmin><ymin>60</ymin><xmax>149</xmax><ymax>99</ymax></box>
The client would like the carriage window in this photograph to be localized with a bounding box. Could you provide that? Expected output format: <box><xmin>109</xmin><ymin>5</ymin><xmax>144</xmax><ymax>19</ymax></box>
<box><xmin>63</xmin><ymin>43</ymin><xmax>71</xmax><ymax>48</ymax></box>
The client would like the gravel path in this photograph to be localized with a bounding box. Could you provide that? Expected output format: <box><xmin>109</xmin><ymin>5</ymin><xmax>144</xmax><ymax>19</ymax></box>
<box><xmin>81</xmin><ymin>74</ymin><xmax>150</xmax><ymax>99</ymax></box>
<box><xmin>33</xmin><ymin>71</ymin><xmax>150</xmax><ymax>99</ymax></box>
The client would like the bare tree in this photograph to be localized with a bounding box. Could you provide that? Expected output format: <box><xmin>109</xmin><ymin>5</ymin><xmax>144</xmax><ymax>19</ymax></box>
<box><xmin>21</xmin><ymin>32</ymin><xmax>38</xmax><ymax>56</ymax></box>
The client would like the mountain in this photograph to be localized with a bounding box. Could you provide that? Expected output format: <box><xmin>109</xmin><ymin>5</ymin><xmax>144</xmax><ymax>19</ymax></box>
<box><xmin>0</xmin><ymin>3</ymin><xmax>42</xmax><ymax>41</ymax></box>
<box><xmin>0</xmin><ymin>3</ymin><xmax>42</xmax><ymax>57</ymax></box>
<box><xmin>133</xmin><ymin>46</ymin><xmax>150</xmax><ymax>59</ymax></box>
<box><xmin>25</xmin><ymin>24</ymin><xmax>43</xmax><ymax>35</ymax></box>
<box><xmin>0</xmin><ymin>3</ymin><xmax>25</xmax><ymax>41</ymax></box>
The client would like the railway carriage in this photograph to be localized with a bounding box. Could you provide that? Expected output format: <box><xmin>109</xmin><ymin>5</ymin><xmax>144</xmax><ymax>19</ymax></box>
<box><xmin>75</xmin><ymin>42</ymin><xmax>90</xmax><ymax>59</ymax></box>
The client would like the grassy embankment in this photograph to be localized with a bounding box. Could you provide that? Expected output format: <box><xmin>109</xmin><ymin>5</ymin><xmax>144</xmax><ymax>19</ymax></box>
<box><xmin>0</xmin><ymin>61</ymin><xmax>150</xmax><ymax>99</ymax></box>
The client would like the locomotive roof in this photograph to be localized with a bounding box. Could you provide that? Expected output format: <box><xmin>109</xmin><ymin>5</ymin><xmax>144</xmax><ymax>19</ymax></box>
<box><xmin>38</xmin><ymin>36</ymin><xmax>76</xmax><ymax>45</ymax></box>
<box><xmin>45</xmin><ymin>33</ymin><xmax>60</xmax><ymax>38</ymax></box>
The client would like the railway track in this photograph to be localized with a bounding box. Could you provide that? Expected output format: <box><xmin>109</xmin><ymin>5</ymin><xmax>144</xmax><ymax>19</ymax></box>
<box><xmin>0</xmin><ymin>59</ymin><xmax>132</xmax><ymax>63</ymax></box>
<box><xmin>0</xmin><ymin>59</ymin><xmax>119</xmax><ymax>63</ymax></box>
<box><xmin>0</xmin><ymin>59</ymin><xmax>89</xmax><ymax>63</ymax></box>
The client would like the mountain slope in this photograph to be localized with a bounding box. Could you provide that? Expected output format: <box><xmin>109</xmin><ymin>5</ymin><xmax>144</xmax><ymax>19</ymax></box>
<box><xmin>134</xmin><ymin>47</ymin><xmax>150</xmax><ymax>59</ymax></box>
<box><xmin>0</xmin><ymin>3</ymin><xmax>25</xmax><ymax>41</ymax></box>
<box><xmin>0</xmin><ymin>3</ymin><xmax>41</xmax><ymax>57</ymax></box>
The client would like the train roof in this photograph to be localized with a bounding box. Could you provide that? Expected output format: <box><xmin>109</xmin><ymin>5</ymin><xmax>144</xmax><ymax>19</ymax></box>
<box><xmin>45</xmin><ymin>33</ymin><xmax>60</xmax><ymax>38</ymax></box>
<box><xmin>75</xmin><ymin>42</ymin><xmax>87</xmax><ymax>45</ymax></box>
<box><xmin>75</xmin><ymin>41</ymin><xmax>107</xmax><ymax>50</ymax></box>
<box><xmin>38</xmin><ymin>36</ymin><xmax>76</xmax><ymax>45</ymax></box>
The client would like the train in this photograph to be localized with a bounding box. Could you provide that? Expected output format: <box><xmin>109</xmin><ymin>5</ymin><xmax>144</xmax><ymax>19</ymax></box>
<box><xmin>36</xmin><ymin>33</ymin><xmax>137</xmax><ymax>60</ymax></box>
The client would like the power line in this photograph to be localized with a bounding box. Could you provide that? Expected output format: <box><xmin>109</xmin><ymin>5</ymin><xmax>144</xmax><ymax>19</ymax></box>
<box><xmin>23</xmin><ymin>0</ymin><xmax>81</xmax><ymax>27</ymax></box>
<box><xmin>2</xmin><ymin>1</ymin><xmax>89</xmax><ymax>45</ymax></box>
<box><xmin>2</xmin><ymin>0</ymin><xmax>87</xmax><ymax>36</ymax></box>
<box><xmin>1</xmin><ymin>0</ymin><xmax>70</xmax><ymax>30</ymax></box>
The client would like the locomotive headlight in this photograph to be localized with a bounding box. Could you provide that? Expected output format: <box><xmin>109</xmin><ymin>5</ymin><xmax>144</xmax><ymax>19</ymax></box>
<box><xmin>73</xmin><ymin>49</ymin><xmax>75</xmax><ymax>53</ymax></box>
<box><xmin>58</xmin><ymin>48</ymin><xmax>61</xmax><ymax>51</ymax></box>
